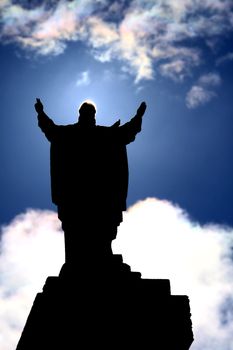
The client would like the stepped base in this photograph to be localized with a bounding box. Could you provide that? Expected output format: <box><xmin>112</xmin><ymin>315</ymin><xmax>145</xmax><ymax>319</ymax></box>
<box><xmin>16</xmin><ymin>255</ymin><xmax>194</xmax><ymax>349</ymax></box>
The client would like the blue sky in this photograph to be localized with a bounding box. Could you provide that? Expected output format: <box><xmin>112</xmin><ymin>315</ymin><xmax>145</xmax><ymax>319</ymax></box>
<box><xmin>0</xmin><ymin>1</ymin><xmax>233</xmax><ymax>349</ymax></box>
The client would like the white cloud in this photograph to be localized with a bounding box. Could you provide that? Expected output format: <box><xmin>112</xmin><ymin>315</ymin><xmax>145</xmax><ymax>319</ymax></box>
<box><xmin>159</xmin><ymin>59</ymin><xmax>190</xmax><ymax>82</ymax></box>
<box><xmin>0</xmin><ymin>209</ymin><xmax>64</xmax><ymax>350</ymax></box>
<box><xmin>198</xmin><ymin>72</ymin><xmax>222</xmax><ymax>87</ymax></box>
<box><xmin>86</xmin><ymin>16</ymin><xmax>119</xmax><ymax>48</ymax></box>
<box><xmin>186</xmin><ymin>72</ymin><xmax>221</xmax><ymax>108</ymax></box>
<box><xmin>1</xmin><ymin>200</ymin><xmax>233</xmax><ymax>350</ymax></box>
<box><xmin>76</xmin><ymin>70</ymin><xmax>91</xmax><ymax>86</ymax></box>
<box><xmin>0</xmin><ymin>0</ymin><xmax>233</xmax><ymax>82</ymax></box>
<box><xmin>186</xmin><ymin>85</ymin><xmax>216</xmax><ymax>109</ymax></box>
<box><xmin>114</xmin><ymin>198</ymin><xmax>233</xmax><ymax>350</ymax></box>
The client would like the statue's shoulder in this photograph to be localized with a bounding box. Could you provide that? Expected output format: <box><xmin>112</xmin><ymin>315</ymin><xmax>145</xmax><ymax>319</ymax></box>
<box><xmin>96</xmin><ymin>125</ymin><xmax>108</xmax><ymax>130</ymax></box>
<box><xmin>51</xmin><ymin>123</ymin><xmax>80</xmax><ymax>143</ymax></box>
<box><xmin>96</xmin><ymin>125</ymin><xmax>118</xmax><ymax>136</ymax></box>
<box><xmin>96</xmin><ymin>125</ymin><xmax>112</xmax><ymax>133</ymax></box>
<box><xmin>96</xmin><ymin>125</ymin><xmax>118</xmax><ymax>132</ymax></box>
<box><xmin>57</xmin><ymin>123</ymin><xmax>80</xmax><ymax>133</ymax></box>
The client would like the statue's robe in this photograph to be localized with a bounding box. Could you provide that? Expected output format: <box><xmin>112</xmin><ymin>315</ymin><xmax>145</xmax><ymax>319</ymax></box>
<box><xmin>38</xmin><ymin>112</ymin><xmax>142</xmax><ymax>245</ymax></box>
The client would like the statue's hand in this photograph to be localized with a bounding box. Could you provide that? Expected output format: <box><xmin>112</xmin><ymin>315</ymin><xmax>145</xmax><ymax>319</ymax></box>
<box><xmin>111</xmin><ymin>119</ymin><xmax>121</xmax><ymax>128</ymax></box>
<box><xmin>35</xmin><ymin>98</ymin><xmax>44</xmax><ymax>113</ymax></box>
<box><xmin>136</xmin><ymin>101</ymin><xmax>146</xmax><ymax>117</ymax></box>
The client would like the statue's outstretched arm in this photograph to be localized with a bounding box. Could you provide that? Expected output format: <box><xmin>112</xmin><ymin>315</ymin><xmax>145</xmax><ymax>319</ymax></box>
<box><xmin>136</xmin><ymin>101</ymin><xmax>147</xmax><ymax>118</ymax></box>
<box><xmin>119</xmin><ymin>101</ymin><xmax>147</xmax><ymax>144</ymax></box>
<box><xmin>35</xmin><ymin>98</ymin><xmax>56</xmax><ymax>141</ymax></box>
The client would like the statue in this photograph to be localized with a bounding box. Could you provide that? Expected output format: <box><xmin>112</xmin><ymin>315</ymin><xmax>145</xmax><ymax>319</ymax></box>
<box><xmin>16</xmin><ymin>99</ymin><xmax>194</xmax><ymax>350</ymax></box>
<box><xmin>34</xmin><ymin>98</ymin><xmax>147</xmax><ymax>263</ymax></box>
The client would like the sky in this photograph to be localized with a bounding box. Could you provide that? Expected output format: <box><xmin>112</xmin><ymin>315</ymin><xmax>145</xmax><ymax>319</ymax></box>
<box><xmin>0</xmin><ymin>0</ymin><xmax>233</xmax><ymax>349</ymax></box>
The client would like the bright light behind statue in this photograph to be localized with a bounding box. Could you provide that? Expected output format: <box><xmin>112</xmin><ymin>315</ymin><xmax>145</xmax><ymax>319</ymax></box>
<box><xmin>78</xmin><ymin>99</ymin><xmax>97</xmax><ymax>113</ymax></box>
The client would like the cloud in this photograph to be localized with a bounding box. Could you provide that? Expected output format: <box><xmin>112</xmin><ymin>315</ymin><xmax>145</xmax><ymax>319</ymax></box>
<box><xmin>1</xmin><ymin>200</ymin><xmax>233</xmax><ymax>349</ymax></box>
<box><xmin>216</xmin><ymin>52</ymin><xmax>233</xmax><ymax>66</ymax></box>
<box><xmin>114</xmin><ymin>198</ymin><xmax>233</xmax><ymax>350</ymax></box>
<box><xmin>76</xmin><ymin>70</ymin><xmax>91</xmax><ymax>86</ymax></box>
<box><xmin>186</xmin><ymin>72</ymin><xmax>221</xmax><ymax>108</ymax></box>
<box><xmin>186</xmin><ymin>85</ymin><xmax>216</xmax><ymax>109</ymax></box>
<box><xmin>86</xmin><ymin>16</ymin><xmax>119</xmax><ymax>49</ymax></box>
<box><xmin>159</xmin><ymin>59</ymin><xmax>191</xmax><ymax>82</ymax></box>
<box><xmin>0</xmin><ymin>0</ymin><xmax>233</xmax><ymax>82</ymax></box>
<box><xmin>198</xmin><ymin>72</ymin><xmax>222</xmax><ymax>86</ymax></box>
<box><xmin>0</xmin><ymin>209</ymin><xmax>64</xmax><ymax>350</ymax></box>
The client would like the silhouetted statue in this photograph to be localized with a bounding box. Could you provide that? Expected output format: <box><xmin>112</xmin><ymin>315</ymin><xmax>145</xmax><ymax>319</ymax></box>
<box><xmin>35</xmin><ymin>98</ymin><xmax>146</xmax><ymax>262</ymax></box>
<box><xmin>16</xmin><ymin>99</ymin><xmax>193</xmax><ymax>350</ymax></box>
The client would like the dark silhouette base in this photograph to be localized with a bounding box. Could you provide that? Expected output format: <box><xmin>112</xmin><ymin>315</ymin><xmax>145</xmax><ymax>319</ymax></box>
<box><xmin>16</xmin><ymin>252</ymin><xmax>194</xmax><ymax>349</ymax></box>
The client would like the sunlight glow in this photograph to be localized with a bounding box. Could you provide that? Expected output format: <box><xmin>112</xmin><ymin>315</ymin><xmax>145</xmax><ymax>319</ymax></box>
<box><xmin>78</xmin><ymin>99</ymin><xmax>97</xmax><ymax>112</ymax></box>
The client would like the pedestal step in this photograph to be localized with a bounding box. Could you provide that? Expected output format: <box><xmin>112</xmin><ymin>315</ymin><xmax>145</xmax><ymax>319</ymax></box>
<box><xmin>16</xmin><ymin>255</ymin><xmax>194</xmax><ymax>350</ymax></box>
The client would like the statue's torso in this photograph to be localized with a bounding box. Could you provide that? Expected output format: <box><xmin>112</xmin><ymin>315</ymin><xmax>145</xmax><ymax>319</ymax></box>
<box><xmin>50</xmin><ymin>124</ymin><xmax>128</xmax><ymax>215</ymax></box>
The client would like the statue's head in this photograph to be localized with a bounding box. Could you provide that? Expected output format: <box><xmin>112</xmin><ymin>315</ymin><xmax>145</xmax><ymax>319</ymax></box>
<box><xmin>78</xmin><ymin>101</ymin><xmax>96</xmax><ymax>127</ymax></box>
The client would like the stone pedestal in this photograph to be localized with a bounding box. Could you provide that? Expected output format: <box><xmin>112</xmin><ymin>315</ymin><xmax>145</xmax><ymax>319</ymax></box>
<box><xmin>16</xmin><ymin>255</ymin><xmax>194</xmax><ymax>349</ymax></box>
